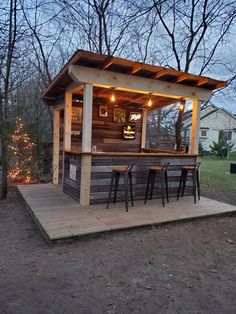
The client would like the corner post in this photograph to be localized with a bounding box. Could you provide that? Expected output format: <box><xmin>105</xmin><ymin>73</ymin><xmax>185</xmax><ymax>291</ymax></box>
<box><xmin>141</xmin><ymin>109</ymin><xmax>148</xmax><ymax>149</ymax></box>
<box><xmin>190</xmin><ymin>99</ymin><xmax>201</xmax><ymax>154</ymax></box>
<box><xmin>53</xmin><ymin>109</ymin><xmax>60</xmax><ymax>184</ymax></box>
<box><xmin>80</xmin><ymin>83</ymin><xmax>93</xmax><ymax>206</ymax></box>
<box><xmin>64</xmin><ymin>92</ymin><xmax>72</xmax><ymax>151</ymax></box>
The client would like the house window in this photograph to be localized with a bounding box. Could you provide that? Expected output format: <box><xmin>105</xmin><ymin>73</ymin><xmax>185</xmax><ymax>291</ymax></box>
<box><xmin>226</xmin><ymin>131</ymin><xmax>232</xmax><ymax>141</ymax></box>
<box><xmin>201</xmin><ymin>130</ymin><xmax>207</xmax><ymax>137</ymax></box>
<box><xmin>219</xmin><ymin>130</ymin><xmax>232</xmax><ymax>141</ymax></box>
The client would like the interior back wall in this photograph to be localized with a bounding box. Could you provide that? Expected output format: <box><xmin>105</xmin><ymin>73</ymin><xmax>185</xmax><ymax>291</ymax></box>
<box><xmin>71</xmin><ymin>101</ymin><xmax>143</xmax><ymax>152</ymax></box>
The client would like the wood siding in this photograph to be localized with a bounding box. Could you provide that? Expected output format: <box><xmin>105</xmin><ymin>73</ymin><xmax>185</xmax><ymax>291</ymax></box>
<box><xmin>71</xmin><ymin>102</ymin><xmax>143</xmax><ymax>152</ymax></box>
<box><xmin>63</xmin><ymin>153</ymin><xmax>81</xmax><ymax>201</ymax></box>
<box><xmin>64</xmin><ymin>152</ymin><xmax>197</xmax><ymax>204</ymax></box>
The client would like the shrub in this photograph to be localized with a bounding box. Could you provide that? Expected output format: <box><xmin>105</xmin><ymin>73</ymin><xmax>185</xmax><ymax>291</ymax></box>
<box><xmin>198</xmin><ymin>142</ymin><xmax>204</xmax><ymax>154</ymax></box>
<box><xmin>209</xmin><ymin>139</ymin><xmax>234</xmax><ymax>158</ymax></box>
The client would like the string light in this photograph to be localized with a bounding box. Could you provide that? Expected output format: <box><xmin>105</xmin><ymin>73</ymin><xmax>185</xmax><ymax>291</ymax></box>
<box><xmin>8</xmin><ymin>117</ymin><xmax>34</xmax><ymax>184</ymax></box>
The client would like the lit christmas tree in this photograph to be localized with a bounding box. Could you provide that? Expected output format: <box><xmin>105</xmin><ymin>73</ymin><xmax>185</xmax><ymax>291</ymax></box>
<box><xmin>9</xmin><ymin>117</ymin><xmax>34</xmax><ymax>184</ymax></box>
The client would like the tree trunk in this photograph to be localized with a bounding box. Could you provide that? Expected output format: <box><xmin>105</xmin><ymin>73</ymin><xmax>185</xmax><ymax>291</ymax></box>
<box><xmin>175</xmin><ymin>100</ymin><xmax>185</xmax><ymax>151</ymax></box>
<box><xmin>0</xmin><ymin>0</ymin><xmax>17</xmax><ymax>199</ymax></box>
<box><xmin>1</xmin><ymin>120</ymin><xmax>9</xmax><ymax>199</ymax></box>
<box><xmin>157</xmin><ymin>108</ymin><xmax>162</xmax><ymax>148</ymax></box>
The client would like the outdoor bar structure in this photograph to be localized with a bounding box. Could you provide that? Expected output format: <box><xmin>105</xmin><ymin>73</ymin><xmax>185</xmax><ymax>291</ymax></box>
<box><xmin>43</xmin><ymin>50</ymin><xmax>226</xmax><ymax>206</ymax></box>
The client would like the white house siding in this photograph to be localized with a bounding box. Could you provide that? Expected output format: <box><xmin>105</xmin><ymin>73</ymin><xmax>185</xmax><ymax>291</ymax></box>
<box><xmin>183</xmin><ymin>105</ymin><xmax>236</xmax><ymax>152</ymax></box>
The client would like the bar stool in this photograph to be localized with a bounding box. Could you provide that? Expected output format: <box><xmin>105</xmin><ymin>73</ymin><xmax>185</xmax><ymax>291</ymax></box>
<box><xmin>106</xmin><ymin>162</ymin><xmax>135</xmax><ymax>212</ymax></box>
<box><xmin>144</xmin><ymin>162</ymin><xmax>170</xmax><ymax>207</ymax></box>
<box><xmin>177</xmin><ymin>162</ymin><xmax>201</xmax><ymax>204</ymax></box>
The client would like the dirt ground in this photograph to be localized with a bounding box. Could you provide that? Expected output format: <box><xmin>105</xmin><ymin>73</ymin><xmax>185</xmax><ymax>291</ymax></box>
<box><xmin>0</xmin><ymin>189</ymin><xmax>236</xmax><ymax>314</ymax></box>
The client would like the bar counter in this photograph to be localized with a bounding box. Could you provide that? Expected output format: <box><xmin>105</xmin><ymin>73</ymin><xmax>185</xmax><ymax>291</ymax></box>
<box><xmin>65</xmin><ymin>149</ymin><xmax>199</xmax><ymax>157</ymax></box>
<box><xmin>63</xmin><ymin>150</ymin><xmax>198</xmax><ymax>204</ymax></box>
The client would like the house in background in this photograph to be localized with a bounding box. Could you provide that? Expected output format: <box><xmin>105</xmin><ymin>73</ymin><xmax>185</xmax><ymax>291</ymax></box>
<box><xmin>183</xmin><ymin>104</ymin><xmax>236</xmax><ymax>152</ymax></box>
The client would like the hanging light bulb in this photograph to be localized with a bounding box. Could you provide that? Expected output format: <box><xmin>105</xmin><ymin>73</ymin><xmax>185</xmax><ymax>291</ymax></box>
<box><xmin>111</xmin><ymin>93</ymin><xmax>116</xmax><ymax>102</ymax></box>
<box><xmin>179</xmin><ymin>103</ymin><xmax>184</xmax><ymax>111</ymax></box>
<box><xmin>147</xmin><ymin>98</ymin><xmax>152</xmax><ymax>107</ymax></box>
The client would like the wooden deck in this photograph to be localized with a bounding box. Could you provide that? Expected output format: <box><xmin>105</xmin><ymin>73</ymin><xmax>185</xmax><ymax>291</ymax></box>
<box><xmin>18</xmin><ymin>184</ymin><xmax>236</xmax><ymax>241</ymax></box>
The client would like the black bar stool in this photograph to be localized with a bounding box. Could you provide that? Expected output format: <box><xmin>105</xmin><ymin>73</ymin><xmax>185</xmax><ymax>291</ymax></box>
<box><xmin>144</xmin><ymin>162</ymin><xmax>170</xmax><ymax>207</ymax></box>
<box><xmin>177</xmin><ymin>162</ymin><xmax>201</xmax><ymax>204</ymax></box>
<box><xmin>106</xmin><ymin>162</ymin><xmax>135</xmax><ymax>212</ymax></box>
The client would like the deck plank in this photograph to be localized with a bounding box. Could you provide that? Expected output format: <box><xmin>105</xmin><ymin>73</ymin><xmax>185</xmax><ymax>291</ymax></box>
<box><xmin>17</xmin><ymin>184</ymin><xmax>236</xmax><ymax>241</ymax></box>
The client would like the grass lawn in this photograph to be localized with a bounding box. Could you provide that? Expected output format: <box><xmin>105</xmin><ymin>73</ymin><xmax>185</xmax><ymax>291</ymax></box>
<box><xmin>201</xmin><ymin>152</ymin><xmax>236</xmax><ymax>205</ymax></box>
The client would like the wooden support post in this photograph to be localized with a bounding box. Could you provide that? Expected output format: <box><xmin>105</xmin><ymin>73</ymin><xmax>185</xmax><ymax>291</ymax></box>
<box><xmin>80</xmin><ymin>83</ymin><xmax>93</xmax><ymax>206</ymax></box>
<box><xmin>64</xmin><ymin>92</ymin><xmax>72</xmax><ymax>151</ymax></box>
<box><xmin>53</xmin><ymin>109</ymin><xmax>60</xmax><ymax>184</ymax></box>
<box><xmin>190</xmin><ymin>99</ymin><xmax>201</xmax><ymax>154</ymax></box>
<box><xmin>141</xmin><ymin>109</ymin><xmax>148</xmax><ymax>149</ymax></box>
<box><xmin>80</xmin><ymin>154</ymin><xmax>92</xmax><ymax>206</ymax></box>
<box><xmin>82</xmin><ymin>84</ymin><xmax>93</xmax><ymax>152</ymax></box>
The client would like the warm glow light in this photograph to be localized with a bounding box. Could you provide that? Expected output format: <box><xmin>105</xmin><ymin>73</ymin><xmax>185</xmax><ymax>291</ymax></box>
<box><xmin>9</xmin><ymin>117</ymin><xmax>34</xmax><ymax>184</ymax></box>
<box><xmin>148</xmin><ymin>99</ymin><xmax>152</xmax><ymax>107</ymax></box>
<box><xmin>179</xmin><ymin>103</ymin><xmax>184</xmax><ymax>111</ymax></box>
<box><xmin>111</xmin><ymin>93</ymin><xmax>115</xmax><ymax>102</ymax></box>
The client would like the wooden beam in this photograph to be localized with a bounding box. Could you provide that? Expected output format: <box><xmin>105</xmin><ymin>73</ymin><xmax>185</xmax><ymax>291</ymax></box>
<box><xmin>216</xmin><ymin>81</ymin><xmax>227</xmax><ymax>89</ymax></box>
<box><xmin>64</xmin><ymin>92</ymin><xmax>72</xmax><ymax>151</ymax></box>
<box><xmin>52</xmin><ymin>110</ymin><xmax>60</xmax><ymax>184</ymax></box>
<box><xmin>121</xmin><ymin>94</ymin><xmax>146</xmax><ymax>106</ymax></box>
<box><xmin>94</xmin><ymin>90</ymin><xmax>143</xmax><ymax>103</ymax></box>
<box><xmin>190</xmin><ymin>99</ymin><xmax>201</xmax><ymax>154</ymax></box>
<box><xmin>69</xmin><ymin>65</ymin><xmax>212</xmax><ymax>102</ymax></box>
<box><xmin>66</xmin><ymin>82</ymin><xmax>83</xmax><ymax>93</ymax></box>
<box><xmin>42</xmin><ymin>50</ymin><xmax>83</xmax><ymax>98</ymax></box>
<box><xmin>102</xmin><ymin>56</ymin><xmax>113</xmax><ymax>70</ymax></box>
<box><xmin>53</xmin><ymin>102</ymin><xmax>65</xmax><ymax>111</ymax></box>
<box><xmin>80</xmin><ymin>83</ymin><xmax>93</xmax><ymax>206</ymax></box>
<box><xmin>141</xmin><ymin>109</ymin><xmax>148</xmax><ymax>149</ymax></box>
<box><xmin>128</xmin><ymin>64</ymin><xmax>142</xmax><ymax>75</ymax></box>
<box><xmin>195</xmin><ymin>77</ymin><xmax>209</xmax><ymax>87</ymax></box>
<box><xmin>151</xmin><ymin>69</ymin><xmax>167</xmax><ymax>79</ymax></box>
<box><xmin>175</xmin><ymin>73</ymin><xmax>189</xmax><ymax>83</ymax></box>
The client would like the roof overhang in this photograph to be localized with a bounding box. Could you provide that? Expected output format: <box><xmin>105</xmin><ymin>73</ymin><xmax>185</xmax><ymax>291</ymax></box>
<box><xmin>42</xmin><ymin>50</ymin><xmax>227</xmax><ymax>107</ymax></box>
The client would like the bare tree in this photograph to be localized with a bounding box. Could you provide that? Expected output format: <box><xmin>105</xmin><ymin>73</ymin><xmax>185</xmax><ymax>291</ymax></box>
<box><xmin>56</xmin><ymin>0</ymin><xmax>139</xmax><ymax>55</ymax></box>
<box><xmin>136</xmin><ymin>0</ymin><xmax>236</xmax><ymax>149</ymax></box>
<box><xmin>0</xmin><ymin>0</ymin><xmax>18</xmax><ymax>198</ymax></box>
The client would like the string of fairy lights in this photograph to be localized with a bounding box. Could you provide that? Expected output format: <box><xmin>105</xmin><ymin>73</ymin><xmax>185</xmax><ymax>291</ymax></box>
<box><xmin>9</xmin><ymin>117</ymin><xmax>34</xmax><ymax>184</ymax></box>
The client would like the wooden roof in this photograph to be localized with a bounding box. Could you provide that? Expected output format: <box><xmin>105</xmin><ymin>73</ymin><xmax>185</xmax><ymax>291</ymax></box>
<box><xmin>43</xmin><ymin>50</ymin><xmax>227</xmax><ymax>108</ymax></box>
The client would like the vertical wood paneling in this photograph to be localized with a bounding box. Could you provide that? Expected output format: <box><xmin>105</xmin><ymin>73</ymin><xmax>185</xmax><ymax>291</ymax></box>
<box><xmin>53</xmin><ymin>110</ymin><xmax>60</xmax><ymax>184</ymax></box>
<box><xmin>190</xmin><ymin>99</ymin><xmax>201</xmax><ymax>154</ymax></box>
<box><xmin>64</xmin><ymin>92</ymin><xmax>72</xmax><ymax>151</ymax></box>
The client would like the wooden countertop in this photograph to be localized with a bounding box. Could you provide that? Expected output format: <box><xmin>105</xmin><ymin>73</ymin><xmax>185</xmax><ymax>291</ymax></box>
<box><xmin>65</xmin><ymin>150</ymin><xmax>199</xmax><ymax>157</ymax></box>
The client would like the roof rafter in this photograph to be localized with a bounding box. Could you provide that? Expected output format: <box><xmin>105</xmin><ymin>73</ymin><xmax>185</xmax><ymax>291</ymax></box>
<box><xmin>175</xmin><ymin>73</ymin><xmax>189</xmax><ymax>83</ymax></box>
<box><xmin>101</xmin><ymin>56</ymin><xmax>113</xmax><ymax>70</ymax></box>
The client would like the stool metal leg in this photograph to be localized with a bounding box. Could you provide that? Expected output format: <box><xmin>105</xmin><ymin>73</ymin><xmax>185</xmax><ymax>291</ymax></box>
<box><xmin>165</xmin><ymin>171</ymin><xmax>169</xmax><ymax>203</ymax></box>
<box><xmin>106</xmin><ymin>171</ymin><xmax>115</xmax><ymax>209</ymax></box>
<box><xmin>197</xmin><ymin>170</ymin><xmax>200</xmax><ymax>200</ymax></box>
<box><xmin>129</xmin><ymin>172</ymin><xmax>134</xmax><ymax>206</ymax></box>
<box><xmin>113</xmin><ymin>172</ymin><xmax>120</xmax><ymax>204</ymax></box>
<box><xmin>160</xmin><ymin>171</ymin><xmax>165</xmax><ymax>207</ymax></box>
<box><xmin>150</xmin><ymin>171</ymin><xmax>156</xmax><ymax>200</ymax></box>
<box><xmin>192</xmin><ymin>170</ymin><xmax>197</xmax><ymax>204</ymax></box>
<box><xmin>144</xmin><ymin>170</ymin><xmax>151</xmax><ymax>204</ymax></box>
<box><xmin>124</xmin><ymin>172</ymin><xmax>129</xmax><ymax>212</ymax></box>
<box><xmin>177</xmin><ymin>170</ymin><xmax>183</xmax><ymax>200</ymax></box>
<box><xmin>182</xmin><ymin>170</ymin><xmax>188</xmax><ymax>197</ymax></box>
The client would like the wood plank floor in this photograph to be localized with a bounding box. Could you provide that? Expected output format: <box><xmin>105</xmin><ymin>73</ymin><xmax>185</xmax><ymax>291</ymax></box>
<box><xmin>17</xmin><ymin>184</ymin><xmax>236</xmax><ymax>241</ymax></box>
